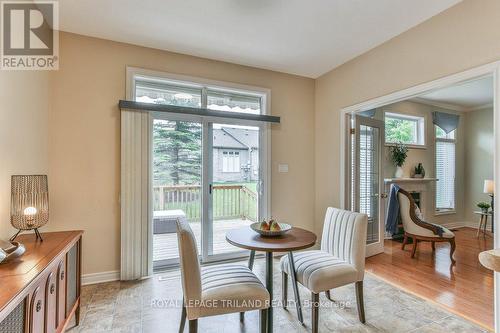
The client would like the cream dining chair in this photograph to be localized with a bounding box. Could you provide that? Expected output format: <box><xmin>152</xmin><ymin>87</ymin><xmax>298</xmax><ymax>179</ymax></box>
<box><xmin>281</xmin><ymin>208</ymin><xmax>368</xmax><ymax>333</ymax></box>
<box><xmin>176</xmin><ymin>218</ymin><xmax>270</xmax><ymax>333</ymax></box>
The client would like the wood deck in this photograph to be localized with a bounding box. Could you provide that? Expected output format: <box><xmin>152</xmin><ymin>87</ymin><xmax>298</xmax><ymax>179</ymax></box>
<box><xmin>153</xmin><ymin>218</ymin><xmax>253</xmax><ymax>262</ymax></box>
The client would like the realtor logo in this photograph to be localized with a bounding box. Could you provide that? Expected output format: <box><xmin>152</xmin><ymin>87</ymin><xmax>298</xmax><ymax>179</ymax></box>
<box><xmin>1</xmin><ymin>1</ymin><xmax>58</xmax><ymax>70</ymax></box>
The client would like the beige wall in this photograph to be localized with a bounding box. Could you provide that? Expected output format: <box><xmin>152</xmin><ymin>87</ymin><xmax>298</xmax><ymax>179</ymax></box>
<box><xmin>372</xmin><ymin>101</ymin><xmax>465</xmax><ymax>225</ymax></box>
<box><xmin>314</xmin><ymin>0</ymin><xmax>500</xmax><ymax>234</ymax></box>
<box><xmin>0</xmin><ymin>72</ymin><xmax>50</xmax><ymax>239</ymax></box>
<box><xmin>49</xmin><ymin>32</ymin><xmax>315</xmax><ymax>275</ymax></box>
<box><xmin>464</xmin><ymin>108</ymin><xmax>494</xmax><ymax>225</ymax></box>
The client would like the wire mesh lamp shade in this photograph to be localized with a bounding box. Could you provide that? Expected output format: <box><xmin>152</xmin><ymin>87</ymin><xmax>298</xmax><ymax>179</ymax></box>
<box><xmin>10</xmin><ymin>175</ymin><xmax>49</xmax><ymax>241</ymax></box>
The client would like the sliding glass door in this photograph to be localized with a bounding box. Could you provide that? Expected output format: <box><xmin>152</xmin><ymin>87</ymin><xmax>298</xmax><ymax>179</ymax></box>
<box><xmin>152</xmin><ymin>118</ymin><xmax>203</xmax><ymax>268</ymax></box>
<box><xmin>137</xmin><ymin>74</ymin><xmax>269</xmax><ymax>270</ymax></box>
<box><xmin>207</xmin><ymin>123</ymin><xmax>261</xmax><ymax>258</ymax></box>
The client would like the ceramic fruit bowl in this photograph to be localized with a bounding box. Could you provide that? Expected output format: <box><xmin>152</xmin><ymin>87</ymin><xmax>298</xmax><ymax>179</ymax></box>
<box><xmin>250</xmin><ymin>222</ymin><xmax>292</xmax><ymax>237</ymax></box>
<box><xmin>0</xmin><ymin>240</ymin><xmax>25</xmax><ymax>264</ymax></box>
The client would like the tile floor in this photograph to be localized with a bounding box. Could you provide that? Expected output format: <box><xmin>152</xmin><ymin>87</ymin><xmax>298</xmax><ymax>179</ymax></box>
<box><xmin>67</xmin><ymin>259</ymin><xmax>489</xmax><ymax>333</ymax></box>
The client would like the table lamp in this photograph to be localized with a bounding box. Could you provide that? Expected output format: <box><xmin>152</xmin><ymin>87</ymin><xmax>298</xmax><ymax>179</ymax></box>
<box><xmin>10</xmin><ymin>175</ymin><xmax>49</xmax><ymax>242</ymax></box>
<box><xmin>484</xmin><ymin>179</ymin><xmax>494</xmax><ymax>212</ymax></box>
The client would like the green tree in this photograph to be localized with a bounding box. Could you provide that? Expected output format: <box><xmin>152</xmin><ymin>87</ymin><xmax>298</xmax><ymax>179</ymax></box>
<box><xmin>154</xmin><ymin>120</ymin><xmax>202</xmax><ymax>186</ymax></box>
<box><xmin>385</xmin><ymin>118</ymin><xmax>415</xmax><ymax>143</ymax></box>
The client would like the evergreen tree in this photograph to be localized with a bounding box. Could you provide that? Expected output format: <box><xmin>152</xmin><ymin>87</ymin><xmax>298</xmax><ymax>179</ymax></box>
<box><xmin>153</xmin><ymin>120</ymin><xmax>201</xmax><ymax>186</ymax></box>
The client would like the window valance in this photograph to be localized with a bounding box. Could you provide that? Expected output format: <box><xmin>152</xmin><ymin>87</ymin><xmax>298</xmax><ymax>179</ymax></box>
<box><xmin>432</xmin><ymin>111</ymin><xmax>459</xmax><ymax>134</ymax></box>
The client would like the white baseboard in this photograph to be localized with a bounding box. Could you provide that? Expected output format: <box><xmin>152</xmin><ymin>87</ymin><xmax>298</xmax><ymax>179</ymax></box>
<box><xmin>441</xmin><ymin>221</ymin><xmax>490</xmax><ymax>230</ymax></box>
<box><xmin>82</xmin><ymin>270</ymin><xmax>120</xmax><ymax>286</ymax></box>
<box><xmin>441</xmin><ymin>221</ymin><xmax>467</xmax><ymax>230</ymax></box>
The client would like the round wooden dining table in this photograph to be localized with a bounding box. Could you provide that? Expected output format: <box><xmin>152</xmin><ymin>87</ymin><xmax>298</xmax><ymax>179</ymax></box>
<box><xmin>226</xmin><ymin>227</ymin><xmax>317</xmax><ymax>333</ymax></box>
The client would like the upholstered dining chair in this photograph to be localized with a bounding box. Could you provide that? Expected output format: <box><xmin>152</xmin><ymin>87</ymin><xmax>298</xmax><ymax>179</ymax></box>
<box><xmin>176</xmin><ymin>218</ymin><xmax>270</xmax><ymax>333</ymax></box>
<box><xmin>280</xmin><ymin>208</ymin><xmax>368</xmax><ymax>333</ymax></box>
<box><xmin>398</xmin><ymin>188</ymin><xmax>456</xmax><ymax>263</ymax></box>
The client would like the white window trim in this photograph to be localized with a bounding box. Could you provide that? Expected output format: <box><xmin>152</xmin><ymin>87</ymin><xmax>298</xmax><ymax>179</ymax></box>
<box><xmin>125</xmin><ymin>66</ymin><xmax>272</xmax><ymax>272</ymax></box>
<box><xmin>384</xmin><ymin>111</ymin><xmax>426</xmax><ymax>147</ymax></box>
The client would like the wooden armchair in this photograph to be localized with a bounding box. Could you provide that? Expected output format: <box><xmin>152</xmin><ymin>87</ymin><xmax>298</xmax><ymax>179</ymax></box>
<box><xmin>397</xmin><ymin>188</ymin><xmax>456</xmax><ymax>263</ymax></box>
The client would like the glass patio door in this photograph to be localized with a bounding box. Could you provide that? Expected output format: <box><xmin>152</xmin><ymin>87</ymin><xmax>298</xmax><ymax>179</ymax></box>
<box><xmin>351</xmin><ymin>114</ymin><xmax>385</xmax><ymax>256</ymax></box>
<box><xmin>152</xmin><ymin>117</ymin><xmax>203</xmax><ymax>269</ymax></box>
<box><xmin>206</xmin><ymin>122</ymin><xmax>261</xmax><ymax>259</ymax></box>
<box><xmin>152</xmin><ymin>117</ymin><xmax>264</xmax><ymax>268</ymax></box>
<box><xmin>134</xmin><ymin>73</ymin><xmax>269</xmax><ymax>270</ymax></box>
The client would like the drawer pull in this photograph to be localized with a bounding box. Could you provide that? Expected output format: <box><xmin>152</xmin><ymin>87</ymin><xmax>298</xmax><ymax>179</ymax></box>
<box><xmin>50</xmin><ymin>283</ymin><xmax>55</xmax><ymax>294</ymax></box>
<box><xmin>36</xmin><ymin>300</ymin><xmax>42</xmax><ymax>312</ymax></box>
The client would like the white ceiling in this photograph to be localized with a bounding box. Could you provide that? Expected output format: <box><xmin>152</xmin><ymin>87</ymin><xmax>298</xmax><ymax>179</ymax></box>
<box><xmin>58</xmin><ymin>0</ymin><xmax>461</xmax><ymax>78</ymax></box>
<box><xmin>416</xmin><ymin>76</ymin><xmax>493</xmax><ymax>110</ymax></box>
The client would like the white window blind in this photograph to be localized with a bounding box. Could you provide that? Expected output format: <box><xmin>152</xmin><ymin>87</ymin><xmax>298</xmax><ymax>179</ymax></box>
<box><xmin>436</xmin><ymin>139</ymin><xmax>455</xmax><ymax>211</ymax></box>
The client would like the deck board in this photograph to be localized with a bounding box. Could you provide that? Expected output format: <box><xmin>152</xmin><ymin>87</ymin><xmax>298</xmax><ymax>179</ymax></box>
<box><xmin>153</xmin><ymin>218</ymin><xmax>253</xmax><ymax>261</ymax></box>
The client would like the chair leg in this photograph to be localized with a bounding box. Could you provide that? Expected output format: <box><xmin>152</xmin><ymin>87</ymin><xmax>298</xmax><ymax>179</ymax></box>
<box><xmin>355</xmin><ymin>281</ymin><xmax>366</xmax><ymax>323</ymax></box>
<box><xmin>325</xmin><ymin>290</ymin><xmax>334</xmax><ymax>302</ymax></box>
<box><xmin>402</xmin><ymin>233</ymin><xmax>408</xmax><ymax>250</ymax></box>
<box><xmin>188</xmin><ymin>319</ymin><xmax>197</xmax><ymax>333</ymax></box>
<box><xmin>179</xmin><ymin>301</ymin><xmax>187</xmax><ymax>333</ymax></box>
<box><xmin>241</xmin><ymin>250</ymin><xmax>256</xmax><ymax>321</ymax></box>
<box><xmin>449</xmin><ymin>238</ymin><xmax>456</xmax><ymax>264</ymax></box>
<box><xmin>288</xmin><ymin>251</ymin><xmax>304</xmax><ymax>323</ymax></box>
<box><xmin>431</xmin><ymin>241</ymin><xmax>436</xmax><ymax>252</ymax></box>
<box><xmin>311</xmin><ymin>292</ymin><xmax>319</xmax><ymax>333</ymax></box>
<box><xmin>411</xmin><ymin>238</ymin><xmax>418</xmax><ymax>258</ymax></box>
<box><xmin>259</xmin><ymin>309</ymin><xmax>267</xmax><ymax>333</ymax></box>
<box><xmin>282</xmin><ymin>271</ymin><xmax>288</xmax><ymax>309</ymax></box>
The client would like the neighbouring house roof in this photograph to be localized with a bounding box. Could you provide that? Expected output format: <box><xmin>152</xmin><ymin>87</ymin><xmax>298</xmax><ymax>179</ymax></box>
<box><xmin>213</xmin><ymin>129</ymin><xmax>246</xmax><ymax>149</ymax></box>
<box><xmin>221</xmin><ymin>127</ymin><xmax>259</xmax><ymax>149</ymax></box>
<box><xmin>213</xmin><ymin>127</ymin><xmax>259</xmax><ymax>149</ymax></box>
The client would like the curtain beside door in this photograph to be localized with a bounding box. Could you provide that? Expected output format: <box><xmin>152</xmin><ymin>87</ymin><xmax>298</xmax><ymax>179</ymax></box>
<box><xmin>121</xmin><ymin>109</ymin><xmax>152</xmax><ymax>280</ymax></box>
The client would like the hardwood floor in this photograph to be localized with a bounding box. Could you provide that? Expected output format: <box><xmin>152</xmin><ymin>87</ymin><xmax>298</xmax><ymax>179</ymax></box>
<box><xmin>366</xmin><ymin>227</ymin><xmax>494</xmax><ymax>331</ymax></box>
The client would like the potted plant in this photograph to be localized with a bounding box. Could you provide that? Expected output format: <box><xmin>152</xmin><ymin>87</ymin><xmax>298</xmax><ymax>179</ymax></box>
<box><xmin>413</xmin><ymin>163</ymin><xmax>425</xmax><ymax>178</ymax></box>
<box><xmin>477</xmin><ymin>202</ymin><xmax>491</xmax><ymax>214</ymax></box>
<box><xmin>390</xmin><ymin>142</ymin><xmax>408</xmax><ymax>178</ymax></box>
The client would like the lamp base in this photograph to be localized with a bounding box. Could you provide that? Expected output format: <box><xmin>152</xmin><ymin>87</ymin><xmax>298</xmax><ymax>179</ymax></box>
<box><xmin>10</xmin><ymin>228</ymin><xmax>44</xmax><ymax>242</ymax></box>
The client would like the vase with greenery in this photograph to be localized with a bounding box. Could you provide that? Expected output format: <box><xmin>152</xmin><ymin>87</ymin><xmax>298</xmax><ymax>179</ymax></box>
<box><xmin>477</xmin><ymin>202</ymin><xmax>491</xmax><ymax>213</ymax></box>
<box><xmin>390</xmin><ymin>142</ymin><xmax>408</xmax><ymax>178</ymax></box>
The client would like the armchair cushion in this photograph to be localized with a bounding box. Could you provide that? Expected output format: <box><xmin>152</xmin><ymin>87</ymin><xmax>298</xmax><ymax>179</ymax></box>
<box><xmin>280</xmin><ymin>250</ymin><xmax>358</xmax><ymax>294</ymax></box>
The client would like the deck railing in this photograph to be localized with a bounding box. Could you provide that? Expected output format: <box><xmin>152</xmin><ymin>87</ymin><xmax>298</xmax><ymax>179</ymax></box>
<box><xmin>153</xmin><ymin>184</ymin><xmax>258</xmax><ymax>222</ymax></box>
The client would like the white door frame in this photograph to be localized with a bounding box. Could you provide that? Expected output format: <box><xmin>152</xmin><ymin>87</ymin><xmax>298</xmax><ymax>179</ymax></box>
<box><xmin>339</xmin><ymin>61</ymin><xmax>500</xmax><ymax>332</ymax></box>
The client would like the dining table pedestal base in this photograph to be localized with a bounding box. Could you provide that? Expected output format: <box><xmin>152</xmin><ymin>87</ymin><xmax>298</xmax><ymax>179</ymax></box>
<box><xmin>225</xmin><ymin>227</ymin><xmax>317</xmax><ymax>333</ymax></box>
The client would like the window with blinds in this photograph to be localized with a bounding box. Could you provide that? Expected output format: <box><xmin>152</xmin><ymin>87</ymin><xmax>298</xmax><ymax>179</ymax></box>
<box><xmin>435</xmin><ymin>126</ymin><xmax>456</xmax><ymax>212</ymax></box>
<box><xmin>222</xmin><ymin>151</ymin><xmax>240</xmax><ymax>172</ymax></box>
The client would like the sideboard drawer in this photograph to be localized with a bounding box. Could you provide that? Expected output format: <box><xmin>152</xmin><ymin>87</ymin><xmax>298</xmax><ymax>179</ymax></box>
<box><xmin>56</xmin><ymin>259</ymin><xmax>66</xmax><ymax>329</ymax></box>
<box><xmin>29</xmin><ymin>284</ymin><xmax>46</xmax><ymax>333</ymax></box>
<box><xmin>45</xmin><ymin>270</ymin><xmax>58</xmax><ymax>333</ymax></box>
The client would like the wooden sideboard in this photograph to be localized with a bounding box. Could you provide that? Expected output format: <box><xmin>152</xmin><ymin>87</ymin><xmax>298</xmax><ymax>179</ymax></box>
<box><xmin>0</xmin><ymin>231</ymin><xmax>83</xmax><ymax>333</ymax></box>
